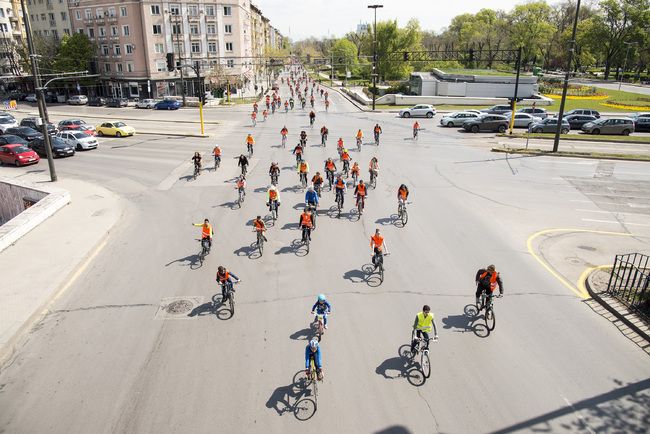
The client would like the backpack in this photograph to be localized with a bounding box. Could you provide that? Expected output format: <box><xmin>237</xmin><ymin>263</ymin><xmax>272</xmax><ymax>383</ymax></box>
<box><xmin>480</xmin><ymin>272</ymin><xmax>492</xmax><ymax>288</ymax></box>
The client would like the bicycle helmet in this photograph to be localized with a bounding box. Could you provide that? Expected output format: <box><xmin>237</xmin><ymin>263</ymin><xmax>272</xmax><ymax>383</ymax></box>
<box><xmin>270</xmin><ymin>185</ymin><xmax>276</xmax><ymax>191</ymax></box>
<box><xmin>308</xmin><ymin>185</ymin><xmax>314</xmax><ymax>191</ymax></box>
<box><xmin>318</xmin><ymin>294</ymin><xmax>326</xmax><ymax>301</ymax></box>
<box><xmin>309</xmin><ymin>340</ymin><xmax>319</xmax><ymax>349</ymax></box>
<box><xmin>343</xmin><ymin>149</ymin><xmax>347</xmax><ymax>153</ymax></box>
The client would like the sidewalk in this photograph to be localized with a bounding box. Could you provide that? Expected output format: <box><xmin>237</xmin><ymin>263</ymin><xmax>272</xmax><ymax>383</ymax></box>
<box><xmin>0</xmin><ymin>171</ymin><xmax>122</xmax><ymax>368</ymax></box>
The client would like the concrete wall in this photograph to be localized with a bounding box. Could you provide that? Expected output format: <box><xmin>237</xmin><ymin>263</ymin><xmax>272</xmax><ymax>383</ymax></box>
<box><xmin>0</xmin><ymin>182</ymin><xmax>48</xmax><ymax>226</ymax></box>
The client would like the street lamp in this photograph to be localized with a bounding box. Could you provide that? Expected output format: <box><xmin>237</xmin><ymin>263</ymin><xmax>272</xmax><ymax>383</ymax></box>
<box><xmin>368</xmin><ymin>4</ymin><xmax>383</xmax><ymax>111</ymax></box>
<box><xmin>167</xmin><ymin>10</ymin><xmax>186</xmax><ymax>106</ymax></box>
<box><xmin>619</xmin><ymin>42</ymin><xmax>638</xmax><ymax>91</ymax></box>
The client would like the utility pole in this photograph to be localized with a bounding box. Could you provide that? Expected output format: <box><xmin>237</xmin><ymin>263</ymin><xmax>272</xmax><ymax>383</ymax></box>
<box><xmin>170</xmin><ymin>12</ymin><xmax>185</xmax><ymax>107</ymax></box>
<box><xmin>368</xmin><ymin>4</ymin><xmax>383</xmax><ymax>111</ymax></box>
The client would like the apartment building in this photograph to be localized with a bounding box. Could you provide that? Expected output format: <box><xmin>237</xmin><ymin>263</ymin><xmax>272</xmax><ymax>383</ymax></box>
<box><xmin>0</xmin><ymin>0</ymin><xmax>26</xmax><ymax>76</ymax></box>
<box><xmin>26</xmin><ymin>0</ymin><xmax>72</xmax><ymax>41</ymax></box>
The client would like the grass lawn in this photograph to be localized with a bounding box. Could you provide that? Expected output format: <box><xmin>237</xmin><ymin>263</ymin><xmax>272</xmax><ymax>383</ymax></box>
<box><xmin>500</xmin><ymin>133</ymin><xmax>650</xmax><ymax>143</ymax></box>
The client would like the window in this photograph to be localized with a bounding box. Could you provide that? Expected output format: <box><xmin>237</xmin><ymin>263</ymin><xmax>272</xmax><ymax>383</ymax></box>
<box><xmin>44</xmin><ymin>30</ymin><xmax>49</xmax><ymax>36</ymax></box>
<box><xmin>88</xmin><ymin>28</ymin><xmax>94</xmax><ymax>38</ymax></box>
<box><xmin>125</xmin><ymin>44</ymin><xmax>133</xmax><ymax>54</ymax></box>
<box><xmin>96</xmin><ymin>8</ymin><xmax>104</xmax><ymax>18</ymax></box>
<box><xmin>205</xmin><ymin>5</ymin><xmax>214</xmax><ymax>16</ymax></box>
<box><xmin>154</xmin><ymin>43</ymin><xmax>164</xmax><ymax>54</ymax></box>
<box><xmin>173</xmin><ymin>42</ymin><xmax>184</xmax><ymax>54</ymax></box>
<box><xmin>226</xmin><ymin>59</ymin><xmax>234</xmax><ymax>68</ymax></box>
<box><xmin>0</xmin><ymin>10</ymin><xmax>5</xmax><ymax>18</ymax></box>
<box><xmin>120</xmin><ymin>7</ymin><xmax>127</xmax><ymax>17</ymax></box>
<box><xmin>85</xmin><ymin>10</ymin><xmax>92</xmax><ymax>19</ymax></box>
<box><xmin>169</xmin><ymin>4</ymin><xmax>180</xmax><ymax>15</ymax></box>
<box><xmin>60</xmin><ymin>12</ymin><xmax>67</xmax><ymax>21</ymax></box>
<box><xmin>225</xmin><ymin>42</ymin><xmax>233</xmax><ymax>52</ymax></box>
<box><xmin>116</xmin><ymin>63</ymin><xmax>122</xmax><ymax>72</ymax></box>
<box><xmin>52</xmin><ymin>30</ymin><xmax>58</xmax><ymax>40</ymax></box>
<box><xmin>102</xmin><ymin>45</ymin><xmax>109</xmax><ymax>55</ymax></box>
<box><xmin>150</xmin><ymin>5</ymin><xmax>160</xmax><ymax>15</ymax></box>
<box><xmin>78</xmin><ymin>28</ymin><xmax>84</xmax><ymax>34</ymax></box>
<box><xmin>104</xmin><ymin>63</ymin><xmax>111</xmax><ymax>72</ymax></box>
<box><xmin>224</xmin><ymin>24</ymin><xmax>232</xmax><ymax>34</ymax></box>
<box><xmin>223</xmin><ymin>6</ymin><xmax>231</xmax><ymax>16</ymax></box>
<box><xmin>107</xmin><ymin>7</ymin><xmax>115</xmax><ymax>17</ymax></box>
<box><xmin>191</xmin><ymin>42</ymin><xmax>200</xmax><ymax>53</ymax></box>
<box><xmin>126</xmin><ymin>61</ymin><xmax>134</xmax><ymax>72</ymax></box>
<box><xmin>189</xmin><ymin>24</ymin><xmax>199</xmax><ymax>35</ymax></box>
<box><xmin>152</xmin><ymin>24</ymin><xmax>162</xmax><ymax>34</ymax></box>
<box><xmin>208</xmin><ymin>42</ymin><xmax>217</xmax><ymax>53</ymax></box>
<box><xmin>40</xmin><ymin>13</ymin><xmax>45</xmax><ymax>21</ymax></box>
<box><xmin>0</xmin><ymin>23</ymin><xmax>7</xmax><ymax>32</ymax></box>
<box><xmin>206</xmin><ymin>24</ymin><xmax>216</xmax><ymax>34</ymax></box>
<box><xmin>49</xmin><ymin>13</ymin><xmax>55</xmax><ymax>21</ymax></box>
<box><xmin>172</xmin><ymin>24</ymin><xmax>182</xmax><ymax>35</ymax></box>
<box><xmin>98</xmin><ymin>27</ymin><xmax>106</xmax><ymax>36</ymax></box>
<box><xmin>188</xmin><ymin>5</ymin><xmax>198</xmax><ymax>16</ymax></box>
<box><xmin>30</xmin><ymin>14</ymin><xmax>35</xmax><ymax>21</ymax></box>
<box><xmin>156</xmin><ymin>59</ymin><xmax>166</xmax><ymax>72</ymax></box>
<box><xmin>111</xmin><ymin>26</ymin><xmax>118</xmax><ymax>36</ymax></box>
<box><xmin>122</xmin><ymin>25</ymin><xmax>129</xmax><ymax>36</ymax></box>
<box><xmin>63</xmin><ymin>29</ymin><xmax>70</xmax><ymax>35</ymax></box>
<box><xmin>114</xmin><ymin>44</ymin><xmax>121</xmax><ymax>55</ymax></box>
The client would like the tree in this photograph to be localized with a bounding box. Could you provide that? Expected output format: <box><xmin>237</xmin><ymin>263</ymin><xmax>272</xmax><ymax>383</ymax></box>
<box><xmin>506</xmin><ymin>2</ymin><xmax>557</xmax><ymax>65</ymax></box>
<box><xmin>331</xmin><ymin>38</ymin><xmax>359</xmax><ymax>77</ymax></box>
<box><xmin>15</xmin><ymin>34</ymin><xmax>59</xmax><ymax>75</ymax></box>
<box><xmin>51</xmin><ymin>33</ymin><xmax>97</xmax><ymax>75</ymax></box>
<box><xmin>368</xmin><ymin>19</ymin><xmax>421</xmax><ymax>81</ymax></box>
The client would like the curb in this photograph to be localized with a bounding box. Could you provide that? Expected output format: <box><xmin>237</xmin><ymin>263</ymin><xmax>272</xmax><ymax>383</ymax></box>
<box><xmin>585</xmin><ymin>271</ymin><xmax>650</xmax><ymax>344</ymax></box>
<box><xmin>496</xmin><ymin>133</ymin><xmax>650</xmax><ymax>145</ymax></box>
<box><xmin>491</xmin><ymin>147</ymin><xmax>650</xmax><ymax>162</ymax></box>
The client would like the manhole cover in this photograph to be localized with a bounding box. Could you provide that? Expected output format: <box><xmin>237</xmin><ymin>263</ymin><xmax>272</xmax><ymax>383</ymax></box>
<box><xmin>578</xmin><ymin>246</ymin><xmax>596</xmax><ymax>251</ymax></box>
<box><xmin>166</xmin><ymin>300</ymin><xmax>193</xmax><ymax>314</ymax></box>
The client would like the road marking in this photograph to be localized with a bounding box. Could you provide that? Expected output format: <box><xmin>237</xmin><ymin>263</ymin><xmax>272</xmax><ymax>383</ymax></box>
<box><xmin>561</xmin><ymin>396</ymin><xmax>596</xmax><ymax>434</ymax></box>
<box><xmin>578</xmin><ymin>265</ymin><xmax>612</xmax><ymax>299</ymax></box>
<box><xmin>527</xmin><ymin>229</ymin><xmax>632</xmax><ymax>299</ymax></box>
<box><xmin>40</xmin><ymin>240</ymin><xmax>108</xmax><ymax>315</ymax></box>
<box><xmin>581</xmin><ymin>219</ymin><xmax>650</xmax><ymax>227</ymax></box>
<box><xmin>577</xmin><ymin>209</ymin><xmax>650</xmax><ymax>217</ymax></box>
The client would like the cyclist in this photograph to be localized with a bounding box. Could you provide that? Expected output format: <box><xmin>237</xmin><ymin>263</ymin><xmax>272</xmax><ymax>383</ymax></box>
<box><xmin>245</xmin><ymin>134</ymin><xmax>255</xmax><ymax>155</ymax></box>
<box><xmin>216</xmin><ymin>266</ymin><xmax>241</xmax><ymax>301</ymax></box>
<box><xmin>413</xmin><ymin>121</ymin><xmax>419</xmax><ymax>138</ymax></box>
<box><xmin>191</xmin><ymin>152</ymin><xmax>202</xmax><ymax>171</ymax></box>
<box><xmin>410</xmin><ymin>305</ymin><xmax>439</xmax><ymax>354</ymax></box>
<box><xmin>354</xmin><ymin>179</ymin><xmax>367</xmax><ymax>213</ymax></box>
<box><xmin>253</xmin><ymin>215</ymin><xmax>267</xmax><ymax>242</ymax></box>
<box><xmin>309</xmin><ymin>110</ymin><xmax>316</xmax><ymax>127</ymax></box>
<box><xmin>337</xmin><ymin>138</ymin><xmax>344</xmax><ymax>158</ymax></box>
<box><xmin>299</xmin><ymin>207</ymin><xmax>314</xmax><ymax>241</ymax></box>
<box><xmin>324</xmin><ymin>91</ymin><xmax>328</xmax><ymax>101</ymax></box>
<box><xmin>271</xmin><ymin>100</ymin><xmax>276</xmax><ymax>114</ymax></box>
<box><xmin>297</xmin><ymin>160</ymin><xmax>310</xmax><ymax>185</ymax></box>
<box><xmin>475</xmin><ymin>264</ymin><xmax>504</xmax><ymax>308</ymax></box>
<box><xmin>284</xmin><ymin>100</ymin><xmax>289</xmax><ymax>112</ymax></box>
<box><xmin>266</xmin><ymin>185</ymin><xmax>281</xmax><ymax>216</ymax></box>
<box><xmin>369</xmin><ymin>157</ymin><xmax>379</xmax><ymax>182</ymax></box>
<box><xmin>324</xmin><ymin>158</ymin><xmax>336</xmax><ymax>188</ymax></box>
<box><xmin>398</xmin><ymin>184</ymin><xmax>409</xmax><ymax>210</ymax></box>
<box><xmin>341</xmin><ymin>149</ymin><xmax>351</xmax><ymax>174</ymax></box>
<box><xmin>251</xmin><ymin>111</ymin><xmax>257</xmax><ymax>125</ymax></box>
<box><xmin>373</xmin><ymin>123</ymin><xmax>382</xmax><ymax>144</ymax></box>
<box><xmin>320</xmin><ymin>89</ymin><xmax>324</xmax><ymax>98</ymax></box>
<box><xmin>269</xmin><ymin>161</ymin><xmax>280</xmax><ymax>183</ymax></box>
<box><xmin>311</xmin><ymin>294</ymin><xmax>332</xmax><ymax>329</ymax></box>
<box><xmin>311</xmin><ymin>172</ymin><xmax>324</xmax><ymax>196</ymax></box>
<box><xmin>262</xmin><ymin>109</ymin><xmax>268</xmax><ymax>121</ymax></box>
<box><xmin>236</xmin><ymin>174</ymin><xmax>247</xmax><ymax>199</ymax></box>
<box><xmin>320</xmin><ymin>125</ymin><xmax>328</xmax><ymax>146</ymax></box>
<box><xmin>238</xmin><ymin>154</ymin><xmax>249</xmax><ymax>175</ymax></box>
<box><xmin>289</xmin><ymin>97</ymin><xmax>294</xmax><ymax>109</ymax></box>
<box><xmin>334</xmin><ymin>175</ymin><xmax>347</xmax><ymax>208</ymax></box>
<box><xmin>192</xmin><ymin>218</ymin><xmax>213</xmax><ymax>249</ymax></box>
<box><xmin>325</xmin><ymin>99</ymin><xmax>330</xmax><ymax>111</ymax></box>
<box><xmin>305</xmin><ymin>340</ymin><xmax>323</xmax><ymax>380</ymax></box>
<box><xmin>212</xmin><ymin>145</ymin><xmax>221</xmax><ymax>166</ymax></box>
<box><xmin>370</xmin><ymin>228</ymin><xmax>388</xmax><ymax>268</ymax></box>
<box><xmin>265</xmin><ymin>95</ymin><xmax>270</xmax><ymax>108</ymax></box>
<box><xmin>355</xmin><ymin>129</ymin><xmax>363</xmax><ymax>146</ymax></box>
<box><xmin>305</xmin><ymin>185</ymin><xmax>319</xmax><ymax>220</ymax></box>
<box><xmin>351</xmin><ymin>162</ymin><xmax>360</xmax><ymax>179</ymax></box>
<box><xmin>301</xmin><ymin>96</ymin><xmax>306</xmax><ymax>109</ymax></box>
<box><xmin>293</xmin><ymin>142</ymin><xmax>304</xmax><ymax>165</ymax></box>
<box><xmin>253</xmin><ymin>102</ymin><xmax>258</xmax><ymax>113</ymax></box>
<box><xmin>310</xmin><ymin>95</ymin><xmax>315</xmax><ymax>107</ymax></box>
<box><xmin>299</xmin><ymin>130</ymin><xmax>308</xmax><ymax>146</ymax></box>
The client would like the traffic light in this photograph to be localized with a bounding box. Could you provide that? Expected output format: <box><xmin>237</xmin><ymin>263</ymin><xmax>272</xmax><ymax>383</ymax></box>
<box><xmin>306</xmin><ymin>54</ymin><xmax>311</xmax><ymax>64</ymax></box>
<box><xmin>508</xmin><ymin>97</ymin><xmax>523</xmax><ymax>109</ymax></box>
<box><xmin>468</xmin><ymin>49</ymin><xmax>474</xmax><ymax>62</ymax></box>
<box><xmin>403</xmin><ymin>51</ymin><xmax>409</xmax><ymax>61</ymax></box>
<box><xmin>166</xmin><ymin>53</ymin><xmax>175</xmax><ymax>71</ymax></box>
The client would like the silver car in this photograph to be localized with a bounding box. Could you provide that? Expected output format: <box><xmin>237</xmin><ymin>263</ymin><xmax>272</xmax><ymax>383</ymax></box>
<box><xmin>440</xmin><ymin>111</ymin><xmax>479</xmax><ymax>127</ymax></box>
<box><xmin>67</xmin><ymin>95</ymin><xmax>88</xmax><ymax>105</ymax></box>
<box><xmin>399</xmin><ymin>104</ymin><xmax>436</xmax><ymax>118</ymax></box>
<box><xmin>135</xmin><ymin>99</ymin><xmax>156</xmax><ymax>109</ymax></box>
<box><xmin>0</xmin><ymin>116</ymin><xmax>19</xmax><ymax>134</ymax></box>
<box><xmin>581</xmin><ymin>117</ymin><xmax>635</xmax><ymax>136</ymax></box>
<box><xmin>505</xmin><ymin>113</ymin><xmax>543</xmax><ymax>128</ymax></box>
<box><xmin>56</xmin><ymin>131</ymin><xmax>99</xmax><ymax>151</ymax></box>
<box><xmin>529</xmin><ymin>118</ymin><xmax>570</xmax><ymax>134</ymax></box>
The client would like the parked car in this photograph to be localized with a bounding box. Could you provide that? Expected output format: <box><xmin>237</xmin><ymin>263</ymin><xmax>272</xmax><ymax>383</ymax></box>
<box><xmin>29</xmin><ymin>137</ymin><xmax>75</xmax><ymax>158</ymax></box>
<box><xmin>440</xmin><ymin>111</ymin><xmax>479</xmax><ymax>127</ymax></box>
<box><xmin>505</xmin><ymin>113</ymin><xmax>543</xmax><ymax>128</ymax></box>
<box><xmin>25</xmin><ymin>94</ymin><xmax>38</xmax><ymax>102</ymax></box>
<box><xmin>462</xmin><ymin>114</ymin><xmax>510</xmax><ymax>133</ymax></box>
<box><xmin>8</xmin><ymin>92</ymin><xmax>26</xmax><ymax>101</ymax></box>
<box><xmin>628</xmin><ymin>112</ymin><xmax>650</xmax><ymax>122</ymax></box>
<box><xmin>0</xmin><ymin>116</ymin><xmax>19</xmax><ymax>133</ymax></box>
<box><xmin>516</xmin><ymin>107</ymin><xmax>548</xmax><ymax>119</ymax></box>
<box><xmin>5</xmin><ymin>126</ymin><xmax>44</xmax><ymax>141</ymax></box>
<box><xmin>105</xmin><ymin>98</ymin><xmax>128</xmax><ymax>108</ymax></box>
<box><xmin>58</xmin><ymin>119</ymin><xmax>96</xmax><ymax>132</ymax></box>
<box><xmin>135</xmin><ymin>99</ymin><xmax>156</xmax><ymax>109</ymax></box>
<box><xmin>67</xmin><ymin>95</ymin><xmax>88</xmax><ymax>105</ymax></box>
<box><xmin>634</xmin><ymin>117</ymin><xmax>650</xmax><ymax>132</ymax></box>
<box><xmin>59</xmin><ymin>125</ymin><xmax>96</xmax><ymax>136</ymax></box>
<box><xmin>56</xmin><ymin>131</ymin><xmax>99</xmax><ymax>151</ymax></box>
<box><xmin>45</xmin><ymin>94</ymin><xmax>60</xmax><ymax>103</ymax></box>
<box><xmin>399</xmin><ymin>104</ymin><xmax>436</xmax><ymax>118</ymax></box>
<box><xmin>0</xmin><ymin>135</ymin><xmax>29</xmax><ymax>146</ymax></box>
<box><xmin>154</xmin><ymin>99</ymin><xmax>181</xmax><ymax>110</ymax></box>
<box><xmin>20</xmin><ymin>118</ymin><xmax>58</xmax><ymax>135</ymax></box>
<box><xmin>564</xmin><ymin>108</ymin><xmax>601</xmax><ymax>118</ymax></box>
<box><xmin>96</xmin><ymin>121</ymin><xmax>135</xmax><ymax>137</ymax></box>
<box><xmin>88</xmin><ymin>97</ymin><xmax>106</xmax><ymax>107</ymax></box>
<box><xmin>564</xmin><ymin>114</ymin><xmax>598</xmax><ymax>129</ymax></box>
<box><xmin>581</xmin><ymin>117</ymin><xmax>635</xmax><ymax>135</ymax></box>
<box><xmin>0</xmin><ymin>144</ymin><xmax>39</xmax><ymax>166</ymax></box>
<box><xmin>479</xmin><ymin>104</ymin><xmax>512</xmax><ymax>115</ymax></box>
<box><xmin>529</xmin><ymin>118</ymin><xmax>570</xmax><ymax>134</ymax></box>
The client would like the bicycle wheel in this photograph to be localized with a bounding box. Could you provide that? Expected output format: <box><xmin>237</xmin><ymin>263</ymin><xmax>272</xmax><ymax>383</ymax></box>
<box><xmin>401</xmin><ymin>209</ymin><xmax>408</xmax><ymax>226</ymax></box>
<box><xmin>229</xmin><ymin>291</ymin><xmax>235</xmax><ymax>315</ymax></box>
<box><xmin>486</xmin><ymin>307</ymin><xmax>496</xmax><ymax>331</ymax></box>
<box><xmin>379</xmin><ymin>263</ymin><xmax>384</xmax><ymax>282</ymax></box>
<box><xmin>238</xmin><ymin>192</ymin><xmax>242</xmax><ymax>208</ymax></box>
<box><xmin>199</xmin><ymin>249</ymin><xmax>204</xmax><ymax>265</ymax></box>
<box><xmin>258</xmin><ymin>235</ymin><xmax>264</xmax><ymax>256</ymax></box>
<box><xmin>305</xmin><ymin>232</ymin><xmax>310</xmax><ymax>254</ymax></box>
<box><xmin>272</xmin><ymin>206</ymin><xmax>277</xmax><ymax>222</ymax></box>
<box><xmin>358</xmin><ymin>199</ymin><xmax>363</xmax><ymax>216</ymax></box>
<box><xmin>193</xmin><ymin>168</ymin><xmax>198</xmax><ymax>180</ymax></box>
<box><xmin>317</xmin><ymin>321</ymin><xmax>322</xmax><ymax>342</ymax></box>
<box><xmin>421</xmin><ymin>350</ymin><xmax>431</xmax><ymax>378</ymax></box>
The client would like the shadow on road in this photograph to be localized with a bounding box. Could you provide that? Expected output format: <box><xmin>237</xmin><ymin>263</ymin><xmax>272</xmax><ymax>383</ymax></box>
<box><xmin>233</xmin><ymin>242</ymin><xmax>262</xmax><ymax>260</ymax></box>
<box><xmin>274</xmin><ymin>239</ymin><xmax>307</xmax><ymax>257</ymax></box>
<box><xmin>289</xmin><ymin>327</ymin><xmax>312</xmax><ymax>341</ymax></box>
<box><xmin>187</xmin><ymin>302</ymin><xmax>214</xmax><ymax>318</ymax></box>
<box><xmin>375</xmin><ymin>344</ymin><xmax>425</xmax><ymax>386</ymax></box>
<box><xmin>165</xmin><ymin>253</ymin><xmax>201</xmax><ymax>269</ymax></box>
<box><xmin>440</xmin><ymin>304</ymin><xmax>490</xmax><ymax>338</ymax></box>
<box><xmin>211</xmin><ymin>294</ymin><xmax>234</xmax><ymax>320</ymax></box>
<box><xmin>266</xmin><ymin>371</ymin><xmax>316</xmax><ymax>420</ymax></box>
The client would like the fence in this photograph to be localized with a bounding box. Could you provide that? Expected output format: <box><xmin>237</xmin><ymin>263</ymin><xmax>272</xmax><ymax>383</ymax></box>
<box><xmin>607</xmin><ymin>253</ymin><xmax>650</xmax><ymax>321</ymax></box>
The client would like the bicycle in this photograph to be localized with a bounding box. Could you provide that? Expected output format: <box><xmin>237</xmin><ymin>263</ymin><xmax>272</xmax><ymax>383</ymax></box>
<box><xmin>301</xmin><ymin>225</ymin><xmax>311</xmax><ymax>253</ymax></box>
<box><xmin>281</xmin><ymin>134</ymin><xmax>287</xmax><ymax>148</ymax></box>
<box><xmin>300</xmin><ymin>172</ymin><xmax>308</xmax><ymax>189</ymax></box>
<box><xmin>213</xmin><ymin>155</ymin><xmax>220</xmax><ymax>171</ymax></box>
<box><xmin>397</xmin><ymin>200</ymin><xmax>409</xmax><ymax>226</ymax></box>
<box><xmin>305</xmin><ymin>357</ymin><xmax>321</xmax><ymax>410</ymax></box>
<box><xmin>413</xmin><ymin>128</ymin><xmax>419</xmax><ymax>140</ymax></box>
<box><xmin>240</xmin><ymin>164</ymin><xmax>247</xmax><ymax>176</ymax></box>
<box><xmin>309</xmin><ymin>117</ymin><xmax>315</xmax><ymax>128</ymax></box>
<box><xmin>312</xmin><ymin>311</ymin><xmax>330</xmax><ymax>341</ymax></box>
<box><xmin>269</xmin><ymin>200</ymin><xmax>278</xmax><ymax>222</ymax></box>
<box><xmin>270</xmin><ymin>172</ymin><xmax>279</xmax><ymax>187</ymax></box>
<box><xmin>295</xmin><ymin>152</ymin><xmax>303</xmax><ymax>166</ymax></box>
<box><xmin>410</xmin><ymin>337</ymin><xmax>436</xmax><ymax>379</ymax></box>
<box><xmin>193</xmin><ymin>163</ymin><xmax>201</xmax><ymax>180</ymax></box>
<box><xmin>321</xmin><ymin>133</ymin><xmax>327</xmax><ymax>147</ymax></box>
<box><xmin>351</xmin><ymin>171</ymin><xmax>358</xmax><ymax>187</ymax></box>
<box><xmin>237</xmin><ymin>187</ymin><xmax>245</xmax><ymax>208</ymax></box>
<box><xmin>198</xmin><ymin>238</ymin><xmax>210</xmax><ymax>265</ymax></box>
<box><xmin>314</xmin><ymin>183</ymin><xmax>322</xmax><ymax>198</ymax></box>
<box><xmin>248</xmin><ymin>144</ymin><xmax>254</xmax><ymax>158</ymax></box>
<box><xmin>252</xmin><ymin>116</ymin><xmax>256</xmax><ymax>127</ymax></box>
<box><xmin>342</xmin><ymin>160</ymin><xmax>349</xmax><ymax>178</ymax></box>
<box><xmin>326</xmin><ymin>170</ymin><xmax>334</xmax><ymax>191</ymax></box>
<box><xmin>374</xmin><ymin>132</ymin><xmax>380</xmax><ymax>146</ymax></box>
<box><xmin>369</xmin><ymin>171</ymin><xmax>377</xmax><ymax>189</ymax></box>
<box><xmin>220</xmin><ymin>280</ymin><xmax>239</xmax><ymax>315</ymax></box>
<box><xmin>254</xmin><ymin>228</ymin><xmax>264</xmax><ymax>256</ymax></box>
<box><xmin>356</xmin><ymin>137</ymin><xmax>362</xmax><ymax>152</ymax></box>
<box><xmin>477</xmin><ymin>291</ymin><xmax>499</xmax><ymax>331</ymax></box>
<box><xmin>357</xmin><ymin>194</ymin><xmax>365</xmax><ymax>215</ymax></box>
<box><xmin>372</xmin><ymin>250</ymin><xmax>389</xmax><ymax>281</ymax></box>
<box><xmin>335</xmin><ymin>190</ymin><xmax>343</xmax><ymax>218</ymax></box>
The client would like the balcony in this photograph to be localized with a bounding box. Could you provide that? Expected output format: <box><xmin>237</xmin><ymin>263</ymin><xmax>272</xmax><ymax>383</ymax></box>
<box><xmin>110</xmin><ymin>36</ymin><xmax>120</xmax><ymax>41</ymax></box>
<box><xmin>188</xmin><ymin>15</ymin><xmax>200</xmax><ymax>23</ymax></box>
<box><xmin>207</xmin><ymin>51</ymin><xmax>219</xmax><ymax>58</ymax></box>
<box><xmin>100</xmin><ymin>55</ymin><xmax>110</xmax><ymax>60</ymax></box>
<box><xmin>112</xmin><ymin>55</ymin><xmax>122</xmax><ymax>60</ymax></box>
<box><xmin>95</xmin><ymin>17</ymin><xmax>105</xmax><ymax>25</ymax></box>
<box><xmin>98</xmin><ymin>36</ymin><xmax>107</xmax><ymax>42</ymax></box>
<box><xmin>206</xmin><ymin>34</ymin><xmax>218</xmax><ymax>41</ymax></box>
<box><xmin>84</xmin><ymin>19</ymin><xmax>93</xmax><ymax>26</ymax></box>
<box><xmin>189</xmin><ymin>34</ymin><xmax>201</xmax><ymax>41</ymax></box>
<box><xmin>204</xmin><ymin>15</ymin><xmax>216</xmax><ymax>22</ymax></box>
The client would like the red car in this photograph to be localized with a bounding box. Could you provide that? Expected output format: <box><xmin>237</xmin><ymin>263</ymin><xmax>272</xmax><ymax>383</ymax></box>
<box><xmin>60</xmin><ymin>125</ymin><xmax>96</xmax><ymax>136</ymax></box>
<box><xmin>0</xmin><ymin>143</ymin><xmax>40</xmax><ymax>166</ymax></box>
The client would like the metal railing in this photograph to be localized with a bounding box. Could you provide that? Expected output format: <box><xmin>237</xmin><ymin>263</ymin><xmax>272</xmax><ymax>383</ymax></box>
<box><xmin>607</xmin><ymin>253</ymin><xmax>650</xmax><ymax>320</ymax></box>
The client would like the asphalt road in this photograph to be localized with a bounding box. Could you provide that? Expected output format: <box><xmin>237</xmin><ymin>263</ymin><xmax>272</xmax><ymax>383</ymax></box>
<box><xmin>1</xmin><ymin>73</ymin><xmax>649</xmax><ymax>433</ymax></box>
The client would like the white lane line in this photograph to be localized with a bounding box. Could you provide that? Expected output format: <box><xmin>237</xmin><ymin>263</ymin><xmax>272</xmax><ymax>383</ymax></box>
<box><xmin>562</xmin><ymin>396</ymin><xmax>596</xmax><ymax>434</ymax></box>
<box><xmin>582</xmin><ymin>218</ymin><xmax>650</xmax><ymax>227</ymax></box>
<box><xmin>577</xmin><ymin>209</ymin><xmax>650</xmax><ymax>216</ymax></box>
<box><xmin>582</xmin><ymin>192</ymin><xmax>650</xmax><ymax>199</ymax></box>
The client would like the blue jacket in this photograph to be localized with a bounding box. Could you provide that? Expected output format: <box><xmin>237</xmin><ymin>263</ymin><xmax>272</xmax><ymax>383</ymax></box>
<box><xmin>312</xmin><ymin>300</ymin><xmax>331</xmax><ymax>313</ymax></box>
<box><xmin>305</xmin><ymin>346</ymin><xmax>322</xmax><ymax>368</ymax></box>
<box><xmin>305</xmin><ymin>190</ymin><xmax>319</xmax><ymax>204</ymax></box>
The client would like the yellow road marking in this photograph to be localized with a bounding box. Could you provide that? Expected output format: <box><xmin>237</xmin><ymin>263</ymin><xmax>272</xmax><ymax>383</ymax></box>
<box><xmin>527</xmin><ymin>229</ymin><xmax>631</xmax><ymax>299</ymax></box>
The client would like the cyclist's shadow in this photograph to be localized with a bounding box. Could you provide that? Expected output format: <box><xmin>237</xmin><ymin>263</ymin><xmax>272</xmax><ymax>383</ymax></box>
<box><xmin>375</xmin><ymin>344</ymin><xmax>425</xmax><ymax>386</ymax></box>
<box><xmin>441</xmin><ymin>304</ymin><xmax>490</xmax><ymax>338</ymax></box>
<box><xmin>265</xmin><ymin>371</ymin><xmax>315</xmax><ymax>420</ymax></box>
<box><xmin>211</xmin><ymin>294</ymin><xmax>234</xmax><ymax>320</ymax></box>
<box><xmin>342</xmin><ymin>263</ymin><xmax>380</xmax><ymax>286</ymax></box>
<box><xmin>233</xmin><ymin>242</ymin><xmax>261</xmax><ymax>260</ymax></box>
